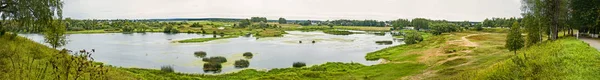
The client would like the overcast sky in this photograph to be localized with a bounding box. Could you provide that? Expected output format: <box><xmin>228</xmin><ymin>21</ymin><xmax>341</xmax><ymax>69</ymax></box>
<box><xmin>63</xmin><ymin>0</ymin><xmax>522</xmax><ymax>21</ymax></box>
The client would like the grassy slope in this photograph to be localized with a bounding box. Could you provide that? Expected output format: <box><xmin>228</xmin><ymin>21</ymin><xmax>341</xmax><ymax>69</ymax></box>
<box><xmin>454</xmin><ymin>37</ymin><xmax>600</xmax><ymax>79</ymax></box>
<box><xmin>121</xmin><ymin>62</ymin><xmax>426</xmax><ymax>80</ymax></box>
<box><xmin>0</xmin><ymin>34</ymin><xmax>140</xmax><ymax>79</ymax></box>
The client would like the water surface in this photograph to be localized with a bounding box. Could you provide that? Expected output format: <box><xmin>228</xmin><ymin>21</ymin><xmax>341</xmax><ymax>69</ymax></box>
<box><xmin>21</xmin><ymin>31</ymin><xmax>403</xmax><ymax>73</ymax></box>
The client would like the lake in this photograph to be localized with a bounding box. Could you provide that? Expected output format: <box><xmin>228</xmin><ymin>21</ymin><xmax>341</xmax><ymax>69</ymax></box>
<box><xmin>21</xmin><ymin>31</ymin><xmax>403</xmax><ymax>74</ymax></box>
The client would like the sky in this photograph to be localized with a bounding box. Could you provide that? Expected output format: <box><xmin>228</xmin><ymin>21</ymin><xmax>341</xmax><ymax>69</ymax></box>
<box><xmin>63</xmin><ymin>0</ymin><xmax>522</xmax><ymax>21</ymax></box>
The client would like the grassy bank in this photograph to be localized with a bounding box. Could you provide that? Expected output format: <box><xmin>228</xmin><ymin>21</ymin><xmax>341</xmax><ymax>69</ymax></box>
<box><xmin>120</xmin><ymin>62</ymin><xmax>426</xmax><ymax>80</ymax></box>
<box><xmin>0</xmin><ymin>33</ymin><xmax>139</xmax><ymax>79</ymax></box>
<box><xmin>453</xmin><ymin>37</ymin><xmax>600</xmax><ymax>79</ymax></box>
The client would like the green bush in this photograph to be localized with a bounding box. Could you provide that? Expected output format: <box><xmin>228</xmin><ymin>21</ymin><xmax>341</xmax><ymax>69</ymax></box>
<box><xmin>234</xmin><ymin>59</ymin><xmax>250</xmax><ymax>68</ymax></box>
<box><xmin>243</xmin><ymin>52</ymin><xmax>253</xmax><ymax>59</ymax></box>
<box><xmin>375</xmin><ymin>41</ymin><xmax>393</xmax><ymax>45</ymax></box>
<box><xmin>293</xmin><ymin>62</ymin><xmax>306</xmax><ymax>68</ymax></box>
<box><xmin>160</xmin><ymin>65</ymin><xmax>174</xmax><ymax>73</ymax></box>
<box><xmin>194</xmin><ymin>51</ymin><xmax>207</xmax><ymax>58</ymax></box>
<box><xmin>202</xmin><ymin>56</ymin><xmax>227</xmax><ymax>63</ymax></box>
<box><xmin>203</xmin><ymin>63</ymin><xmax>222</xmax><ymax>73</ymax></box>
<box><xmin>404</xmin><ymin>30</ymin><xmax>424</xmax><ymax>44</ymax></box>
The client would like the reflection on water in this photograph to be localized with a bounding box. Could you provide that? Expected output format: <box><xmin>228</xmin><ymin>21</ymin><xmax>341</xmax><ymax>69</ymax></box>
<box><xmin>20</xmin><ymin>31</ymin><xmax>403</xmax><ymax>74</ymax></box>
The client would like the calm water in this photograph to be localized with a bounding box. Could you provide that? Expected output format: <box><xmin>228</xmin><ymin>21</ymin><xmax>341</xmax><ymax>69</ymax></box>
<box><xmin>21</xmin><ymin>31</ymin><xmax>403</xmax><ymax>74</ymax></box>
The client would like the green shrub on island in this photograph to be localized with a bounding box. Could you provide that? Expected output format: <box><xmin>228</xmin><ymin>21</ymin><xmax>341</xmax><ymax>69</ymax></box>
<box><xmin>243</xmin><ymin>52</ymin><xmax>253</xmax><ymax>57</ymax></box>
<box><xmin>203</xmin><ymin>63</ymin><xmax>222</xmax><ymax>73</ymax></box>
<box><xmin>202</xmin><ymin>56</ymin><xmax>228</xmax><ymax>63</ymax></box>
<box><xmin>375</xmin><ymin>41</ymin><xmax>393</xmax><ymax>45</ymax></box>
<box><xmin>293</xmin><ymin>62</ymin><xmax>306</xmax><ymax>68</ymax></box>
<box><xmin>194</xmin><ymin>51</ymin><xmax>207</xmax><ymax>58</ymax></box>
<box><xmin>234</xmin><ymin>59</ymin><xmax>250</xmax><ymax>68</ymax></box>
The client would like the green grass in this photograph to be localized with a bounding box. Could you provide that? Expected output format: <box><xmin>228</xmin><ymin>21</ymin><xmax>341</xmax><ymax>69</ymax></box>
<box><xmin>177</xmin><ymin>36</ymin><xmax>237</xmax><ymax>43</ymax></box>
<box><xmin>0</xmin><ymin>33</ymin><xmax>139</xmax><ymax>79</ymax></box>
<box><xmin>365</xmin><ymin>32</ymin><xmax>442</xmax><ymax>61</ymax></box>
<box><xmin>120</xmin><ymin>62</ymin><xmax>426</xmax><ymax>80</ymax></box>
<box><xmin>322</xmin><ymin>30</ymin><xmax>352</xmax><ymax>35</ymax></box>
<box><xmin>452</xmin><ymin>37</ymin><xmax>600</xmax><ymax>79</ymax></box>
<box><xmin>66</xmin><ymin>29</ymin><xmax>119</xmax><ymax>34</ymax></box>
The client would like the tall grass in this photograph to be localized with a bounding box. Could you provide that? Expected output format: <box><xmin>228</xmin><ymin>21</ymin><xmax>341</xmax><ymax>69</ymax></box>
<box><xmin>0</xmin><ymin>33</ymin><xmax>137</xmax><ymax>79</ymax></box>
<box><xmin>454</xmin><ymin>37</ymin><xmax>600</xmax><ymax>79</ymax></box>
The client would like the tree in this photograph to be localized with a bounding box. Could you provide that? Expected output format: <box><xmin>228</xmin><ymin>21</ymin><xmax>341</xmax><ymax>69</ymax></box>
<box><xmin>522</xmin><ymin>0</ymin><xmax>570</xmax><ymax>40</ymax></box>
<box><xmin>570</xmin><ymin>0</ymin><xmax>600</xmax><ymax>36</ymax></box>
<box><xmin>278</xmin><ymin>18</ymin><xmax>287</xmax><ymax>24</ymax></box>
<box><xmin>523</xmin><ymin>14</ymin><xmax>542</xmax><ymax>45</ymax></box>
<box><xmin>44</xmin><ymin>20</ymin><xmax>67</xmax><ymax>48</ymax></box>
<box><xmin>250</xmin><ymin>17</ymin><xmax>267</xmax><ymax>22</ymax></box>
<box><xmin>411</xmin><ymin>18</ymin><xmax>430</xmax><ymax>30</ymax></box>
<box><xmin>0</xmin><ymin>0</ymin><xmax>63</xmax><ymax>33</ymax></box>
<box><xmin>392</xmin><ymin>19</ymin><xmax>410</xmax><ymax>30</ymax></box>
<box><xmin>506</xmin><ymin>21</ymin><xmax>524</xmax><ymax>55</ymax></box>
<box><xmin>239</xmin><ymin>19</ymin><xmax>251</xmax><ymax>28</ymax></box>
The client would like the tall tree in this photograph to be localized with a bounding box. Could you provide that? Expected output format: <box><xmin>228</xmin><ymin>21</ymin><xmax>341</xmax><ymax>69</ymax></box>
<box><xmin>523</xmin><ymin>14</ymin><xmax>542</xmax><ymax>45</ymax></box>
<box><xmin>522</xmin><ymin>0</ymin><xmax>570</xmax><ymax>40</ymax></box>
<box><xmin>239</xmin><ymin>19</ymin><xmax>251</xmax><ymax>28</ymax></box>
<box><xmin>250</xmin><ymin>17</ymin><xmax>267</xmax><ymax>23</ymax></box>
<box><xmin>392</xmin><ymin>19</ymin><xmax>410</xmax><ymax>30</ymax></box>
<box><xmin>411</xmin><ymin>18</ymin><xmax>430</xmax><ymax>30</ymax></box>
<box><xmin>506</xmin><ymin>21</ymin><xmax>524</xmax><ymax>55</ymax></box>
<box><xmin>278</xmin><ymin>18</ymin><xmax>287</xmax><ymax>24</ymax></box>
<box><xmin>570</xmin><ymin>0</ymin><xmax>600</xmax><ymax>35</ymax></box>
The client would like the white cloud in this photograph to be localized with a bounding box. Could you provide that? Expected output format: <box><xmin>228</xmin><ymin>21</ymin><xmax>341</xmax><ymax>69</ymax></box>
<box><xmin>63</xmin><ymin>0</ymin><xmax>522</xmax><ymax>21</ymax></box>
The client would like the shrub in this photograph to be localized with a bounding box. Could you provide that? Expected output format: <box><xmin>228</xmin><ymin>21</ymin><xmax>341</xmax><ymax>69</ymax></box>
<box><xmin>375</xmin><ymin>41</ymin><xmax>393</xmax><ymax>45</ymax></box>
<box><xmin>202</xmin><ymin>56</ymin><xmax>227</xmax><ymax>63</ymax></box>
<box><xmin>234</xmin><ymin>59</ymin><xmax>250</xmax><ymax>68</ymax></box>
<box><xmin>243</xmin><ymin>52</ymin><xmax>253</xmax><ymax>57</ymax></box>
<box><xmin>404</xmin><ymin>30</ymin><xmax>424</xmax><ymax>44</ymax></box>
<box><xmin>293</xmin><ymin>62</ymin><xmax>306</xmax><ymax>68</ymax></box>
<box><xmin>476</xmin><ymin>26</ymin><xmax>484</xmax><ymax>31</ymax></box>
<box><xmin>203</xmin><ymin>63</ymin><xmax>222</xmax><ymax>73</ymax></box>
<box><xmin>194</xmin><ymin>51</ymin><xmax>207</xmax><ymax>58</ymax></box>
<box><xmin>160</xmin><ymin>65</ymin><xmax>174</xmax><ymax>73</ymax></box>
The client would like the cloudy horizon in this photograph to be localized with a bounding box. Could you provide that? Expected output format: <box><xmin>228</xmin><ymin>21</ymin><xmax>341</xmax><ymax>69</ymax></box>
<box><xmin>63</xmin><ymin>0</ymin><xmax>522</xmax><ymax>21</ymax></box>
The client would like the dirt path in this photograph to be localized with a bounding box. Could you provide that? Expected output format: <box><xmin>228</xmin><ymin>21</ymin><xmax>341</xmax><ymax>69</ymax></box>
<box><xmin>461</xmin><ymin>33</ymin><xmax>491</xmax><ymax>47</ymax></box>
<box><xmin>403</xmin><ymin>33</ymin><xmax>488</xmax><ymax>80</ymax></box>
<box><xmin>580</xmin><ymin>37</ymin><xmax>600</xmax><ymax>50</ymax></box>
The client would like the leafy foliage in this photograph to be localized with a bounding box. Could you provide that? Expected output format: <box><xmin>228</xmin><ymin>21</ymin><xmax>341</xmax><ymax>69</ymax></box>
<box><xmin>392</xmin><ymin>19</ymin><xmax>410</xmax><ymax>30</ymax></box>
<box><xmin>160</xmin><ymin>65</ymin><xmax>174</xmax><ymax>73</ymax></box>
<box><xmin>43</xmin><ymin>21</ymin><xmax>68</xmax><ymax>48</ymax></box>
<box><xmin>234</xmin><ymin>59</ymin><xmax>250</xmax><ymax>68</ymax></box>
<box><xmin>505</xmin><ymin>21</ymin><xmax>524</xmax><ymax>53</ymax></box>
<box><xmin>293</xmin><ymin>62</ymin><xmax>306</xmax><ymax>68</ymax></box>
<box><xmin>404</xmin><ymin>30</ymin><xmax>424</xmax><ymax>45</ymax></box>
<box><xmin>193</xmin><ymin>51</ymin><xmax>207</xmax><ymax>58</ymax></box>
<box><xmin>411</xmin><ymin>18</ymin><xmax>430</xmax><ymax>30</ymax></box>
<box><xmin>278</xmin><ymin>18</ymin><xmax>287</xmax><ymax>24</ymax></box>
